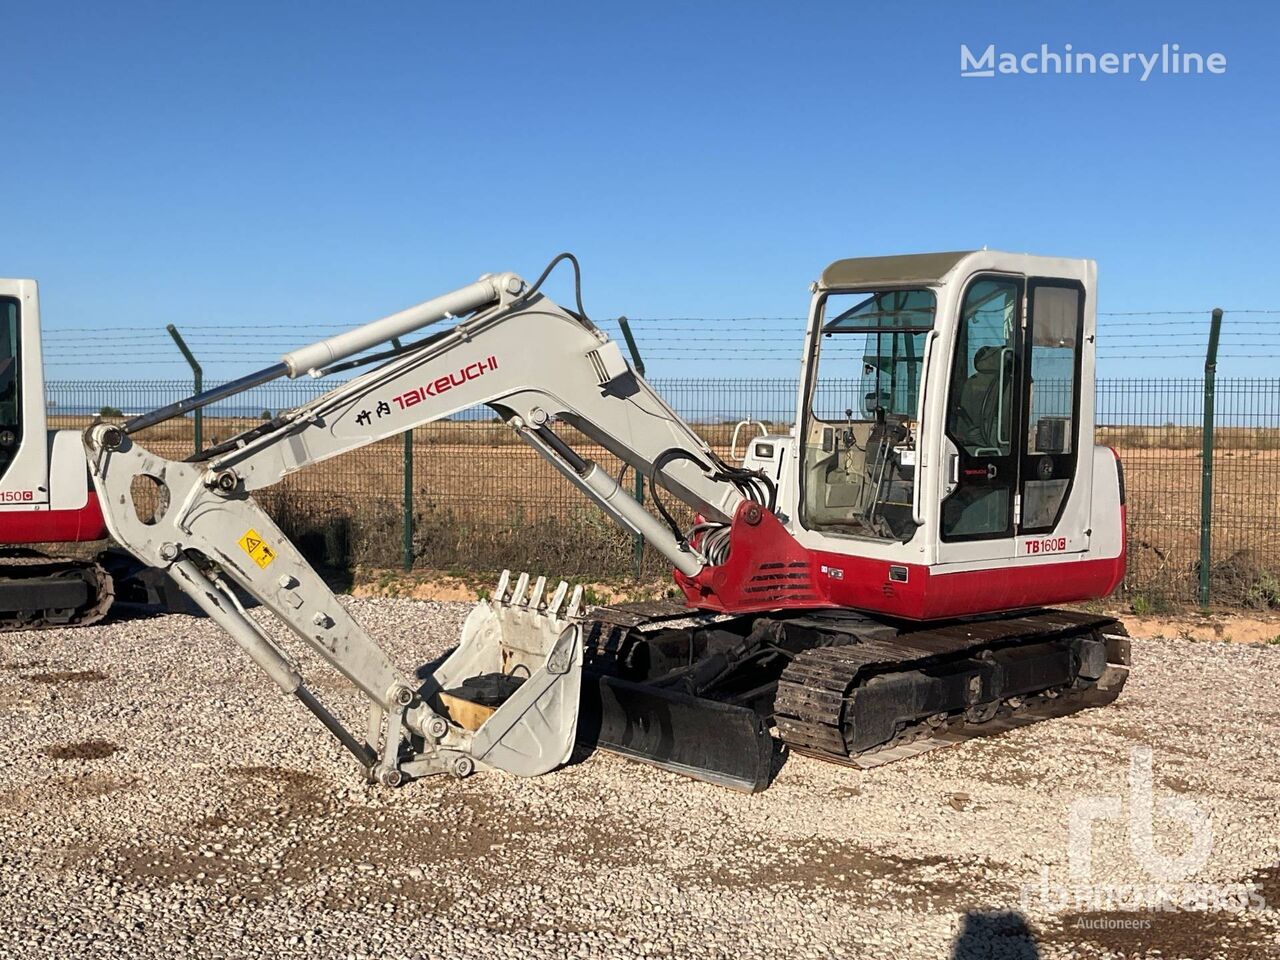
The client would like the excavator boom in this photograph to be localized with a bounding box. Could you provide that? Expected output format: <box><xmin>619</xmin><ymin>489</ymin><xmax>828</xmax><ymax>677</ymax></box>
<box><xmin>84</xmin><ymin>259</ymin><xmax>770</xmax><ymax>787</ymax></box>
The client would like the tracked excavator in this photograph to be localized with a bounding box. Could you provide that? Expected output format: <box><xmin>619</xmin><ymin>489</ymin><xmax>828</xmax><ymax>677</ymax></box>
<box><xmin>0</xmin><ymin>281</ymin><xmax>115</xmax><ymax>629</ymax></box>
<box><xmin>52</xmin><ymin>250</ymin><xmax>1129</xmax><ymax>791</ymax></box>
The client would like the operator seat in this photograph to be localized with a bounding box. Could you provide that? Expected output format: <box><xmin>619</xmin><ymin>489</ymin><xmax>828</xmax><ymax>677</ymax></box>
<box><xmin>943</xmin><ymin>345</ymin><xmax>1013</xmax><ymax>537</ymax></box>
<box><xmin>956</xmin><ymin>345</ymin><xmax>1010</xmax><ymax>451</ymax></box>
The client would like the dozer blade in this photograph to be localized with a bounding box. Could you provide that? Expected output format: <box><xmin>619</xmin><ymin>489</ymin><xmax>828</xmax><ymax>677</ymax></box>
<box><xmin>578</xmin><ymin>673</ymin><xmax>774</xmax><ymax>793</ymax></box>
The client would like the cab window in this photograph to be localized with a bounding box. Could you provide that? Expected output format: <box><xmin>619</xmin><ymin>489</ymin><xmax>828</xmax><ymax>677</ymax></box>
<box><xmin>941</xmin><ymin>278</ymin><xmax>1020</xmax><ymax>540</ymax></box>
<box><xmin>801</xmin><ymin>288</ymin><xmax>935</xmax><ymax>541</ymax></box>
<box><xmin>1020</xmin><ymin>282</ymin><xmax>1083</xmax><ymax>532</ymax></box>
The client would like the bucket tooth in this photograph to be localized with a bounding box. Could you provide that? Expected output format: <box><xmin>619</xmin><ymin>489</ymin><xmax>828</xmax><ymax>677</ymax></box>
<box><xmin>512</xmin><ymin>572</ymin><xmax>531</xmax><ymax>607</ymax></box>
<box><xmin>548</xmin><ymin>581</ymin><xmax>569</xmax><ymax>618</ymax></box>
<box><xmin>529</xmin><ymin>575</ymin><xmax>548</xmax><ymax>611</ymax></box>
<box><xmin>494</xmin><ymin>570</ymin><xmax>511</xmax><ymax>603</ymax></box>
<box><xmin>567</xmin><ymin>585</ymin><xmax>584</xmax><ymax>619</ymax></box>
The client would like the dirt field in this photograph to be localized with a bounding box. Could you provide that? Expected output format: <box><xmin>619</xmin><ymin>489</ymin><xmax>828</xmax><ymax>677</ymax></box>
<box><xmin>2</xmin><ymin>598</ymin><xmax>1279</xmax><ymax>959</ymax></box>
<box><xmin>55</xmin><ymin>415</ymin><xmax>1280</xmax><ymax>602</ymax></box>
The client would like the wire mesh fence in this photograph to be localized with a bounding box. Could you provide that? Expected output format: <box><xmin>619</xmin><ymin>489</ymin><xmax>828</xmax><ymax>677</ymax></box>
<box><xmin>46</xmin><ymin>377</ymin><xmax>1280</xmax><ymax>609</ymax></box>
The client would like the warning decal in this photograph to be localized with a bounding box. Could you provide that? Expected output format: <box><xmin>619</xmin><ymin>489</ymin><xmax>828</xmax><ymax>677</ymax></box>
<box><xmin>238</xmin><ymin>529</ymin><xmax>277</xmax><ymax>569</ymax></box>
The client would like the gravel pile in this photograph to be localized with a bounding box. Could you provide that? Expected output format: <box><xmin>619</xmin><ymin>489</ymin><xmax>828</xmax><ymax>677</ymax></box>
<box><xmin>2</xmin><ymin>597</ymin><xmax>1278</xmax><ymax>959</ymax></box>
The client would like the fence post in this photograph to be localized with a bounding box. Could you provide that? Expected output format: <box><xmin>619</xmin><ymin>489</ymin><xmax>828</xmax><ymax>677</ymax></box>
<box><xmin>617</xmin><ymin>316</ymin><xmax>647</xmax><ymax>579</ymax></box>
<box><xmin>392</xmin><ymin>338</ymin><xmax>414</xmax><ymax>571</ymax></box>
<box><xmin>166</xmin><ymin>324</ymin><xmax>202</xmax><ymax>456</ymax></box>
<box><xmin>1198</xmin><ymin>307</ymin><xmax>1224</xmax><ymax>607</ymax></box>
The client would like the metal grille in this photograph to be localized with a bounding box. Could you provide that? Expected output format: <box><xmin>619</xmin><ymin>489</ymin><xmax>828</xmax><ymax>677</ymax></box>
<box><xmin>44</xmin><ymin>377</ymin><xmax>1280</xmax><ymax>607</ymax></box>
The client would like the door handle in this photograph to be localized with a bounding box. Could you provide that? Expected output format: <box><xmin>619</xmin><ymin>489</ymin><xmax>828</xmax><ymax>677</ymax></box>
<box><xmin>910</xmin><ymin>329</ymin><xmax>940</xmax><ymax>528</ymax></box>
<box><xmin>996</xmin><ymin>346</ymin><xmax>1013</xmax><ymax>448</ymax></box>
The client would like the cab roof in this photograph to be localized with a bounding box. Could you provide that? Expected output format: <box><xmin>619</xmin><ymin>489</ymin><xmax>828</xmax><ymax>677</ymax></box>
<box><xmin>820</xmin><ymin>252</ymin><xmax>976</xmax><ymax>289</ymax></box>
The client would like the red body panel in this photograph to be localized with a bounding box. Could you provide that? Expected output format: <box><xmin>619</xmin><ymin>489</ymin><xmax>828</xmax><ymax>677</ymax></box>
<box><xmin>0</xmin><ymin>492</ymin><xmax>109</xmax><ymax>544</ymax></box>
<box><xmin>676</xmin><ymin>501</ymin><xmax>1126</xmax><ymax>622</ymax></box>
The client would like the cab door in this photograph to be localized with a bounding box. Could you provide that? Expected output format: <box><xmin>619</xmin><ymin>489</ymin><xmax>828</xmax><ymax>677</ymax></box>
<box><xmin>934</xmin><ymin>273</ymin><xmax>1090</xmax><ymax>568</ymax></box>
<box><xmin>935</xmin><ymin>273</ymin><xmax>1024</xmax><ymax>566</ymax></box>
<box><xmin>0</xmin><ymin>280</ymin><xmax>49</xmax><ymax>504</ymax></box>
<box><xmin>1016</xmin><ymin>278</ymin><xmax>1089</xmax><ymax>555</ymax></box>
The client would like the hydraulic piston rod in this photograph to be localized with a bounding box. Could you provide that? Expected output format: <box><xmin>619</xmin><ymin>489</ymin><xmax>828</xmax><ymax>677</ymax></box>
<box><xmin>280</xmin><ymin>273</ymin><xmax>522</xmax><ymax>377</ymax></box>
<box><xmin>126</xmin><ymin>273</ymin><xmax>525</xmax><ymax>435</ymax></box>
<box><xmin>125</xmin><ymin>362</ymin><xmax>289</xmax><ymax>435</ymax></box>
<box><xmin>532</xmin><ymin>426</ymin><xmax>705</xmax><ymax>577</ymax></box>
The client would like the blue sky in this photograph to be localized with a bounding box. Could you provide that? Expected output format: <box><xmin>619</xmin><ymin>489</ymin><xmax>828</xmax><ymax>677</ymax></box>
<box><xmin>3</xmin><ymin>0</ymin><xmax>1276</xmax><ymax>382</ymax></box>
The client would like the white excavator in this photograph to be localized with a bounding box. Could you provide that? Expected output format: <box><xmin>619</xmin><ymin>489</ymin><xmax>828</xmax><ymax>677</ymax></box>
<box><xmin>5</xmin><ymin>252</ymin><xmax>1129</xmax><ymax>790</ymax></box>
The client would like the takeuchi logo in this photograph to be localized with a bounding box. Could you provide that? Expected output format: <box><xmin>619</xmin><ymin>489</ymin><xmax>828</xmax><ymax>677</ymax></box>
<box><xmin>394</xmin><ymin>355</ymin><xmax>499</xmax><ymax>409</ymax></box>
<box><xmin>350</xmin><ymin>355</ymin><xmax>500</xmax><ymax>428</ymax></box>
<box><xmin>960</xmin><ymin>43</ymin><xmax>1227</xmax><ymax>81</ymax></box>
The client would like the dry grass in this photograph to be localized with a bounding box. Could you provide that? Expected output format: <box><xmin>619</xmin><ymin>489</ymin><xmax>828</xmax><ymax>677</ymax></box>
<box><xmin>1097</xmin><ymin>423</ymin><xmax>1280</xmax><ymax>451</ymax></box>
<box><xmin>62</xmin><ymin>415</ymin><xmax>1280</xmax><ymax>608</ymax></box>
<box><xmin>1084</xmin><ymin>438</ymin><xmax>1280</xmax><ymax>606</ymax></box>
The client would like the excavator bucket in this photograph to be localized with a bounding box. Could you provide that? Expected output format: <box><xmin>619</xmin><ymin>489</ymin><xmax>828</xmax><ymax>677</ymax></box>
<box><xmin>437</xmin><ymin>577</ymin><xmax>775</xmax><ymax>791</ymax></box>
<box><xmin>427</xmin><ymin>572</ymin><xmax>585</xmax><ymax>777</ymax></box>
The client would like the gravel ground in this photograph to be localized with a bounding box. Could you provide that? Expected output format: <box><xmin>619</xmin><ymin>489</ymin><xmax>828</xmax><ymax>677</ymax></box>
<box><xmin>2</xmin><ymin>597</ymin><xmax>1279</xmax><ymax>960</ymax></box>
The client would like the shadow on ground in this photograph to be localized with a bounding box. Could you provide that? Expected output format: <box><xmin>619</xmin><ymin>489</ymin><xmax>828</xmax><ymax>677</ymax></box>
<box><xmin>951</xmin><ymin>911</ymin><xmax>1040</xmax><ymax>959</ymax></box>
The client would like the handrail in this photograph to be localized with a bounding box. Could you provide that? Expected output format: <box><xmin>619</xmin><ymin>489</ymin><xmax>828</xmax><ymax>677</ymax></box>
<box><xmin>911</xmin><ymin>330</ymin><xmax>938</xmax><ymax>526</ymax></box>
<box><xmin>729</xmin><ymin>419</ymin><xmax>769</xmax><ymax>461</ymax></box>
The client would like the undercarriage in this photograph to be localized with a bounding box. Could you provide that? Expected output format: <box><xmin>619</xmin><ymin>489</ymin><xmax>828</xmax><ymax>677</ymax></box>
<box><xmin>576</xmin><ymin>602</ymin><xmax>1129</xmax><ymax>791</ymax></box>
<box><xmin>0</xmin><ymin>549</ymin><xmax>115</xmax><ymax>632</ymax></box>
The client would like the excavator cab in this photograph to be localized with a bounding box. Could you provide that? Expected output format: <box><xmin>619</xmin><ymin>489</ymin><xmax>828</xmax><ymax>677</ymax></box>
<box><xmin>773</xmin><ymin>251</ymin><xmax>1125</xmax><ymax>621</ymax></box>
<box><xmin>0</xmin><ymin>280</ymin><xmax>113</xmax><ymax>630</ymax></box>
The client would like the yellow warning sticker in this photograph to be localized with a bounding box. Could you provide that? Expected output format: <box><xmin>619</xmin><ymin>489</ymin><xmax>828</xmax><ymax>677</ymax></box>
<box><xmin>238</xmin><ymin>529</ymin><xmax>277</xmax><ymax>569</ymax></box>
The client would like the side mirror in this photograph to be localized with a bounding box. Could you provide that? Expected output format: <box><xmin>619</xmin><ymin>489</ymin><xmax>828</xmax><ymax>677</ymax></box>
<box><xmin>864</xmin><ymin>391</ymin><xmax>889</xmax><ymax>414</ymax></box>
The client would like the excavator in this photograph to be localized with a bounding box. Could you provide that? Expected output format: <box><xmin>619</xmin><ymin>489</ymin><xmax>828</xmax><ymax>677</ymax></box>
<box><xmin>5</xmin><ymin>251</ymin><xmax>1129</xmax><ymax>790</ymax></box>
<box><xmin>0</xmin><ymin>282</ymin><xmax>115</xmax><ymax>629</ymax></box>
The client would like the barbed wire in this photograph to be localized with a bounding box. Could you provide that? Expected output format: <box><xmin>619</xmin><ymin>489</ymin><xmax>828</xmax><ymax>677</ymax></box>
<box><xmin>37</xmin><ymin>308</ymin><xmax>1280</xmax><ymax>372</ymax></box>
<box><xmin>37</xmin><ymin>307</ymin><xmax>1280</xmax><ymax>332</ymax></box>
<box><xmin>41</xmin><ymin>336</ymin><xmax>1280</xmax><ymax>354</ymax></box>
<box><xmin>41</xmin><ymin>338</ymin><xmax>1280</xmax><ymax>356</ymax></box>
<box><xmin>42</xmin><ymin>351</ymin><xmax>1280</xmax><ymax>364</ymax></box>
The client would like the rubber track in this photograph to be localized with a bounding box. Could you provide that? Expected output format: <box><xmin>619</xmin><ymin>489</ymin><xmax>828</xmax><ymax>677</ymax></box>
<box><xmin>0</xmin><ymin>552</ymin><xmax>115</xmax><ymax>632</ymax></box>
<box><xmin>774</xmin><ymin>610</ymin><xmax>1126</xmax><ymax>764</ymax></box>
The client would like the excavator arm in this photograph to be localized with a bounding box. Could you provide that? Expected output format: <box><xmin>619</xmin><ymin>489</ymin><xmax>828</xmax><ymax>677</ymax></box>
<box><xmin>83</xmin><ymin>258</ymin><xmax>764</xmax><ymax>785</ymax></box>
